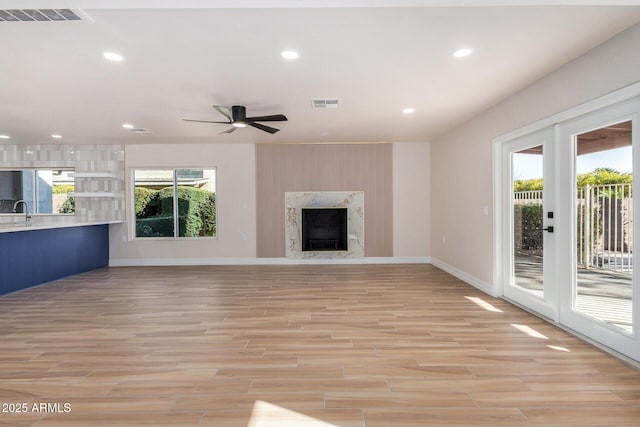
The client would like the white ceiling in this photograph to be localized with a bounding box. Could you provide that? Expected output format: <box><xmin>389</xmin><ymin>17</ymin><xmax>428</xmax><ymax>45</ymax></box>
<box><xmin>1</xmin><ymin>1</ymin><xmax>640</xmax><ymax>145</ymax></box>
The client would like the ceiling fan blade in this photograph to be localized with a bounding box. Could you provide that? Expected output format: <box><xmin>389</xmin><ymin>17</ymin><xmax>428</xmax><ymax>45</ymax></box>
<box><xmin>246</xmin><ymin>114</ymin><xmax>288</xmax><ymax>122</ymax></box>
<box><xmin>248</xmin><ymin>122</ymin><xmax>279</xmax><ymax>134</ymax></box>
<box><xmin>220</xmin><ymin>127</ymin><xmax>237</xmax><ymax>134</ymax></box>
<box><xmin>213</xmin><ymin>105</ymin><xmax>233</xmax><ymax>120</ymax></box>
<box><xmin>183</xmin><ymin>119</ymin><xmax>230</xmax><ymax>124</ymax></box>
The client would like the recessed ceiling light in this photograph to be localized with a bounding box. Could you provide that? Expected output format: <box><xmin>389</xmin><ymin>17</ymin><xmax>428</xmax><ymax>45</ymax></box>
<box><xmin>122</xmin><ymin>123</ymin><xmax>134</xmax><ymax>129</ymax></box>
<box><xmin>453</xmin><ymin>48</ymin><xmax>473</xmax><ymax>58</ymax></box>
<box><xmin>51</xmin><ymin>134</ymin><xmax>62</xmax><ymax>139</ymax></box>
<box><xmin>103</xmin><ymin>51</ymin><xmax>124</xmax><ymax>62</ymax></box>
<box><xmin>402</xmin><ymin>108</ymin><xmax>415</xmax><ymax>114</ymax></box>
<box><xmin>0</xmin><ymin>134</ymin><xmax>10</xmax><ymax>139</ymax></box>
<box><xmin>281</xmin><ymin>50</ymin><xmax>299</xmax><ymax>60</ymax></box>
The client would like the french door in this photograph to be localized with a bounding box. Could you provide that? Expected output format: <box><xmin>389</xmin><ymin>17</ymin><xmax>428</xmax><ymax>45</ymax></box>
<box><xmin>502</xmin><ymin>127</ymin><xmax>557</xmax><ymax>320</ymax></box>
<box><xmin>501</xmin><ymin>97</ymin><xmax>639</xmax><ymax>362</ymax></box>
<box><xmin>557</xmin><ymin>98</ymin><xmax>637</xmax><ymax>359</ymax></box>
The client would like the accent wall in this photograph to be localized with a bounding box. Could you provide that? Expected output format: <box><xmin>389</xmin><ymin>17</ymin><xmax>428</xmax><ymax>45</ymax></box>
<box><xmin>256</xmin><ymin>143</ymin><xmax>393</xmax><ymax>257</ymax></box>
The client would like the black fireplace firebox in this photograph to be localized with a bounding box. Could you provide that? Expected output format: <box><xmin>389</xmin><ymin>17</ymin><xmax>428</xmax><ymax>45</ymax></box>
<box><xmin>301</xmin><ymin>208</ymin><xmax>348</xmax><ymax>251</ymax></box>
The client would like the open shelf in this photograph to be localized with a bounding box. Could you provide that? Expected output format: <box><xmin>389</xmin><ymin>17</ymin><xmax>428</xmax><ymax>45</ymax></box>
<box><xmin>69</xmin><ymin>192</ymin><xmax>118</xmax><ymax>198</ymax></box>
<box><xmin>72</xmin><ymin>172</ymin><xmax>117</xmax><ymax>178</ymax></box>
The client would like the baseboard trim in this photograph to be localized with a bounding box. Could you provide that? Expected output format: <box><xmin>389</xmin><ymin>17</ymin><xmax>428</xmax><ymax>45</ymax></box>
<box><xmin>109</xmin><ymin>256</ymin><xmax>432</xmax><ymax>267</ymax></box>
<box><xmin>430</xmin><ymin>258</ymin><xmax>498</xmax><ymax>297</ymax></box>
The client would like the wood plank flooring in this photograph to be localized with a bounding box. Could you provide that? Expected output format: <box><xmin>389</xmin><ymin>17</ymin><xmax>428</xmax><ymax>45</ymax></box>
<box><xmin>0</xmin><ymin>264</ymin><xmax>639</xmax><ymax>426</ymax></box>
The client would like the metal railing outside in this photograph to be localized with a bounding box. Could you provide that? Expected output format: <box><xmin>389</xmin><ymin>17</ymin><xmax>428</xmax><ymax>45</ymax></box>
<box><xmin>577</xmin><ymin>183</ymin><xmax>632</xmax><ymax>274</ymax></box>
<box><xmin>514</xmin><ymin>184</ymin><xmax>633</xmax><ymax>274</ymax></box>
<box><xmin>513</xmin><ymin>190</ymin><xmax>543</xmax><ymax>205</ymax></box>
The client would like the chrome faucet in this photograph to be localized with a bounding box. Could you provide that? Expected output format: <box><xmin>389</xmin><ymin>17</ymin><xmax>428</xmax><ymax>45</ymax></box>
<box><xmin>12</xmin><ymin>200</ymin><xmax>31</xmax><ymax>226</ymax></box>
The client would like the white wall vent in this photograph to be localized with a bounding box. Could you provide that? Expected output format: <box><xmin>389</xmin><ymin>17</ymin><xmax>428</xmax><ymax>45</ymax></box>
<box><xmin>0</xmin><ymin>9</ymin><xmax>87</xmax><ymax>22</ymax></box>
<box><xmin>311</xmin><ymin>99</ymin><xmax>340</xmax><ymax>109</ymax></box>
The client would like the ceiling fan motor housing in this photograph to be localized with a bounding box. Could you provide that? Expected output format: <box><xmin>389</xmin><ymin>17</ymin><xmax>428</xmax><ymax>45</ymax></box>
<box><xmin>232</xmin><ymin>105</ymin><xmax>246</xmax><ymax>122</ymax></box>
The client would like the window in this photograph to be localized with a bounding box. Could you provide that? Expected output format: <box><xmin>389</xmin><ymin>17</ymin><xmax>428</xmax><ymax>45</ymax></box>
<box><xmin>0</xmin><ymin>168</ymin><xmax>74</xmax><ymax>215</ymax></box>
<box><xmin>133</xmin><ymin>168</ymin><xmax>216</xmax><ymax>238</ymax></box>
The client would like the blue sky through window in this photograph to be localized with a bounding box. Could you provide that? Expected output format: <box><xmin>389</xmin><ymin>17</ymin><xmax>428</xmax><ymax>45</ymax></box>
<box><xmin>513</xmin><ymin>146</ymin><xmax>632</xmax><ymax>180</ymax></box>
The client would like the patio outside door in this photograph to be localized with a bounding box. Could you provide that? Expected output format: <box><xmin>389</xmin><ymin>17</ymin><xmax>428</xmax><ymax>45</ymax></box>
<box><xmin>502</xmin><ymin>128</ymin><xmax>557</xmax><ymax>320</ymax></box>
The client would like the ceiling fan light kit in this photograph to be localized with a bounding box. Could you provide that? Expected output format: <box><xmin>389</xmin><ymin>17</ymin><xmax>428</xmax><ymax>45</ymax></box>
<box><xmin>183</xmin><ymin>105</ymin><xmax>287</xmax><ymax>134</ymax></box>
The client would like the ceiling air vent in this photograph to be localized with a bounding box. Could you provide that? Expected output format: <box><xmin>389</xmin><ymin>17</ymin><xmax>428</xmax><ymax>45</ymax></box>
<box><xmin>130</xmin><ymin>128</ymin><xmax>152</xmax><ymax>134</ymax></box>
<box><xmin>311</xmin><ymin>98</ymin><xmax>340</xmax><ymax>109</ymax></box>
<box><xmin>0</xmin><ymin>9</ymin><xmax>86</xmax><ymax>22</ymax></box>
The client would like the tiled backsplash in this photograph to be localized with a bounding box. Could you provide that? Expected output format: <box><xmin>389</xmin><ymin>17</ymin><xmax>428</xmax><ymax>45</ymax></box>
<box><xmin>0</xmin><ymin>144</ymin><xmax>125</xmax><ymax>223</ymax></box>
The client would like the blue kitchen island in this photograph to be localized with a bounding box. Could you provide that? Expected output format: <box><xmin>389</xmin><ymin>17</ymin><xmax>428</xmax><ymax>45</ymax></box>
<box><xmin>0</xmin><ymin>222</ymin><xmax>114</xmax><ymax>295</ymax></box>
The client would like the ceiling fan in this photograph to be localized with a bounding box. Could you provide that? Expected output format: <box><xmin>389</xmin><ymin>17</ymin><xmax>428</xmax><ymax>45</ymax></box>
<box><xmin>183</xmin><ymin>105</ymin><xmax>287</xmax><ymax>134</ymax></box>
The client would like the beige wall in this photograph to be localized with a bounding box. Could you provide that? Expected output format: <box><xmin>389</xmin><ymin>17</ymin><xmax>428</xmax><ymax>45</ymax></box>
<box><xmin>109</xmin><ymin>143</ymin><xmax>256</xmax><ymax>263</ymax></box>
<box><xmin>109</xmin><ymin>141</ymin><xmax>429</xmax><ymax>264</ymax></box>
<box><xmin>393</xmin><ymin>142</ymin><xmax>430</xmax><ymax>258</ymax></box>
<box><xmin>430</xmin><ymin>22</ymin><xmax>640</xmax><ymax>286</ymax></box>
<box><xmin>256</xmin><ymin>143</ymin><xmax>393</xmax><ymax>257</ymax></box>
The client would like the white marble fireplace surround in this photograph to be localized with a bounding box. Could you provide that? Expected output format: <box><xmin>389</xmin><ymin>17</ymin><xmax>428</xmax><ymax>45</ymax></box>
<box><xmin>285</xmin><ymin>191</ymin><xmax>364</xmax><ymax>259</ymax></box>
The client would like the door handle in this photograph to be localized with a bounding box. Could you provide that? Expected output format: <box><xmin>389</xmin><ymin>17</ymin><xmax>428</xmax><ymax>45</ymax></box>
<box><xmin>534</xmin><ymin>226</ymin><xmax>554</xmax><ymax>233</ymax></box>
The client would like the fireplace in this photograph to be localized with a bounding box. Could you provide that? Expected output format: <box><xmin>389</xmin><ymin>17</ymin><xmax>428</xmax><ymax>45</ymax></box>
<box><xmin>301</xmin><ymin>208</ymin><xmax>348</xmax><ymax>251</ymax></box>
<box><xmin>285</xmin><ymin>191</ymin><xmax>364</xmax><ymax>259</ymax></box>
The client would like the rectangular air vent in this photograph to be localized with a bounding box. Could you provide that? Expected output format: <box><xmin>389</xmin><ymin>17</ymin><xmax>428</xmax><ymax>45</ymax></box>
<box><xmin>130</xmin><ymin>128</ymin><xmax>152</xmax><ymax>134</ymax></box>
<box><xmin>311</xmin><ymin>98</ymin><xmax>340</xmax><ymax>109</ymax></box>
<box><xmin>0</xmin><ymin>9</ymin><xmax>85</xmax><ymax>22</ymax></box>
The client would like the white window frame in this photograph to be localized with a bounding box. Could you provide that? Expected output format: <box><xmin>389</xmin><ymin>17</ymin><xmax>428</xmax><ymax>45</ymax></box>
<box><xmin>129</xmin><ymin>167</ymin><xmax>217</xmax><ymax>240</ymax></box>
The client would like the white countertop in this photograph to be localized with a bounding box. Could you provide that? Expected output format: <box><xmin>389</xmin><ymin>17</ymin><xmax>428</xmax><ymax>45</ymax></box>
<box><xmin>0</xmin><ymin>220</ymin><xmax>123</xmax><ymax>234</ymax></box>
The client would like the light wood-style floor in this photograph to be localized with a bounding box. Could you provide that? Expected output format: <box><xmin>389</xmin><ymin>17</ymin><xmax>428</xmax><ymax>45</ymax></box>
<box><xmin>1</xmin><ymin>264</ymin><xmax>639</xmax><ymax>427</ymax></box>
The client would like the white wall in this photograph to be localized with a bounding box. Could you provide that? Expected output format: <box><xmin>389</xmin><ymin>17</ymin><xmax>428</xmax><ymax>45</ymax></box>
<box><xmin>109</xmin><ymin>143</ymin><xmax>256</xmax><ymax>264</ymax></box>
<box><xmin>430</xmin><ymin>22</ymin><xmax>640</xmax><ymax>288</ymax></box>
<box><xmin>393</xmin><ymin>142</ymin><xmax>430</xmax><ymax>259</ymax></box>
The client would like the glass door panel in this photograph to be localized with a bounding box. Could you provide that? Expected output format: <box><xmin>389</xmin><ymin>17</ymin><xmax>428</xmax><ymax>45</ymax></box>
<box><xmin>513</xmin><ymin>145</ymin><xmax>545</xmax><ymax>298</ymax></box>
<box><xmin>574</xmin><ymin>120</ymin><xmax>633</xmax><ymax>334</ymax></box>
<box><xmin>557</xmin><ymin>97</ymin><xmax>638</xmax><ymax>362</ymax></box>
